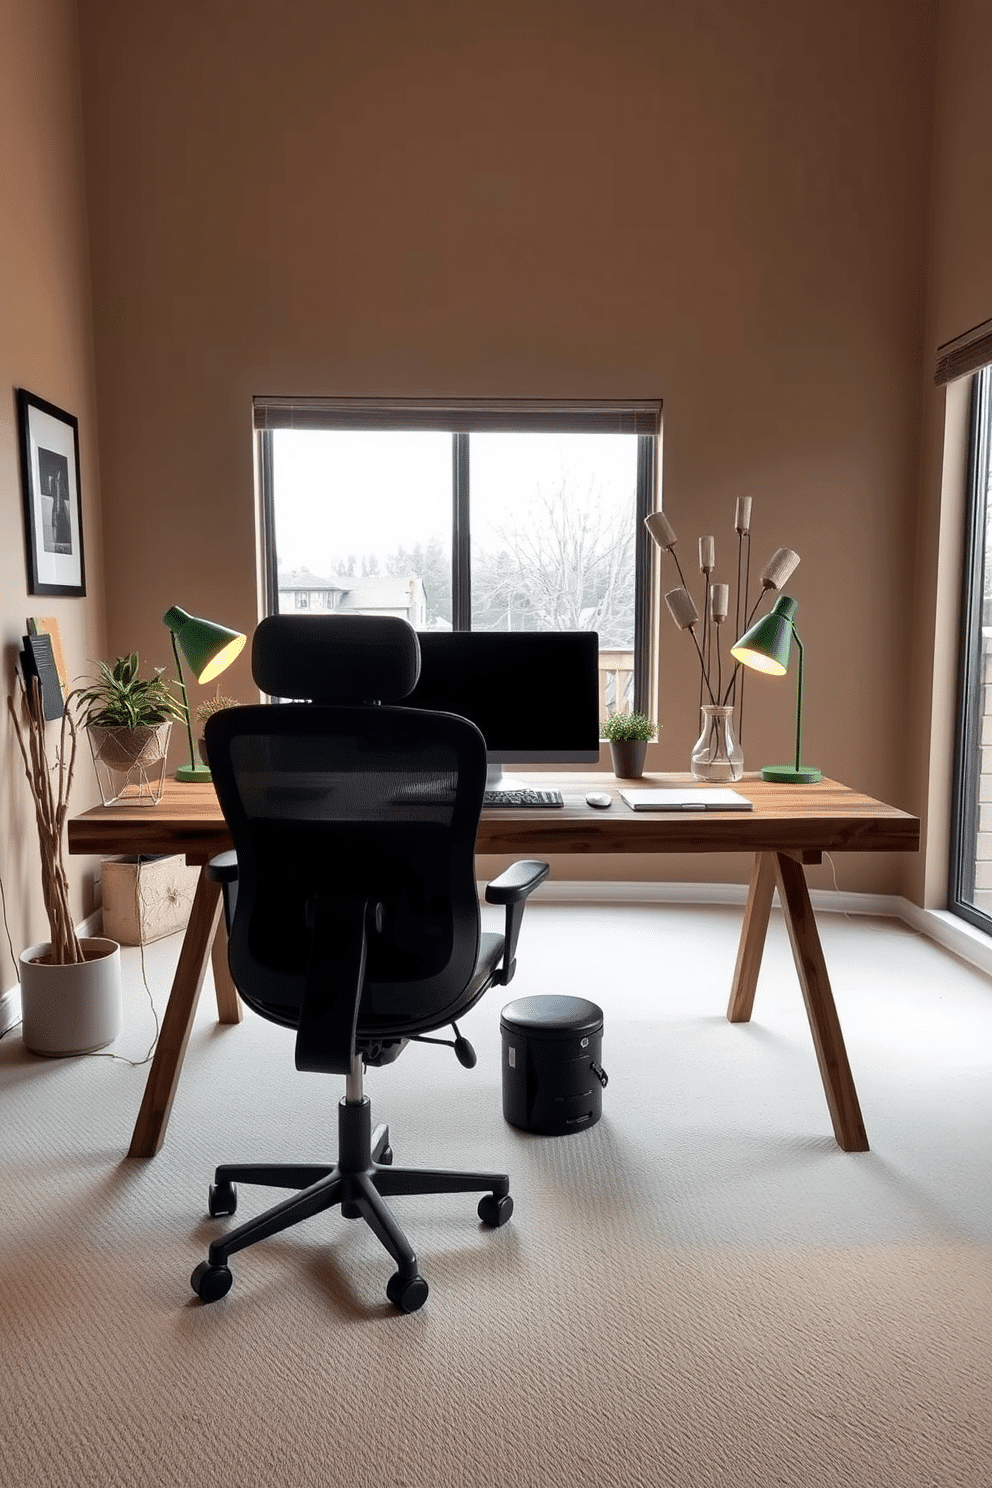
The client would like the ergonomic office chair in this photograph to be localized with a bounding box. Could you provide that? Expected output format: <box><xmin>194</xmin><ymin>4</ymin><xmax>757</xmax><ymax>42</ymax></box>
<box><xmin>190</xmin><ymin>614</ymin><xmax>549</xmax><ymax>1313</ymax></box>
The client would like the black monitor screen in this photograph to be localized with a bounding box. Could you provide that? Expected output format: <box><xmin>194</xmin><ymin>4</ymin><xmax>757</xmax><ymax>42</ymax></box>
<box><xmin>405</xmin><ymin>630</ymin><xmax>601</xmax><ymax>766</ymax></box>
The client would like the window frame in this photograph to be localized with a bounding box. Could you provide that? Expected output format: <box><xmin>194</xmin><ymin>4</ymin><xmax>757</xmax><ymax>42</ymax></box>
<box><xmin>948</xmin><ymin>366</ymin><xmax>992</xmax><ymax>930</ymax></box>
<box><xmin>255</xmin><ymin>399</ymin><xmax>660</xmax><ymax>716</ymax></box>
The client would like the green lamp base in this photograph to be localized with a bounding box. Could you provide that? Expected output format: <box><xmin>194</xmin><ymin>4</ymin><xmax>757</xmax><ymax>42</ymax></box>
<box><xmin>176</xmin><ymin>764</ymin><xmax>213</xmax><ymax>783</ymax></box>
<box><xmin>760</xmin><ymin>764</ymin><xmax>823</xmax><ymax>784</ymax></box>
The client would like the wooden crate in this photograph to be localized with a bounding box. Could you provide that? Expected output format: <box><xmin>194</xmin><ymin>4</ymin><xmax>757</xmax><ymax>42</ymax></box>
<box><xmin>101</xmin><ymin>854</ymin><xmax>199</xmax><ymax>945</ymax></box>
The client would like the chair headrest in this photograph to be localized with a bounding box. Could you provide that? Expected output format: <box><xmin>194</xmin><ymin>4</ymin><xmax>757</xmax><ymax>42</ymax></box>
<box><xmin>251</xmin><ymin>615</ymin><xmax>421</xmax><ymax>703</ymax></box>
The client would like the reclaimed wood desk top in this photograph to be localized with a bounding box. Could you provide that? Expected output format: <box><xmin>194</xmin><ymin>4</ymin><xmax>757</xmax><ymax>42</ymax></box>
<box><xmin>68</xmin><ymin>772</ymin><xmax>920</xmax><ymax>864</ymax></box>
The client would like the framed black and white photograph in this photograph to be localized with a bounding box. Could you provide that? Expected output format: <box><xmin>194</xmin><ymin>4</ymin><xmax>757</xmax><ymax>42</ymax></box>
<box><xmin>17</xmin><ymin>388</ymin><xmax>86</xmax><ymax>597</ymax></box>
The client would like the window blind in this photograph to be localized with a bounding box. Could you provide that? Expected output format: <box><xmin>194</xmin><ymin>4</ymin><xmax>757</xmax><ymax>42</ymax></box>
<box><xmin>253</xmin><ymin>396</ymin><xmax>662</xmax><ymax>436</ymax></box>
<box><xmin>934</xmin><ymin>318</ymin><xmax>992</xmax><ymax>386</ymax></box>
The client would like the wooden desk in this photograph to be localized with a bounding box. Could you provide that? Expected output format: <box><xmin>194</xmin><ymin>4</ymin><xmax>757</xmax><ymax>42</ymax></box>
<box><xmin>68</xmin><ymin>773</ymin><xmax>919</xmax><ymax>1158</ymax></box>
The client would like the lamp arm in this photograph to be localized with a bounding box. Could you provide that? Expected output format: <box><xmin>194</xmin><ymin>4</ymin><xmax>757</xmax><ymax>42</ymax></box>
<box><xmin>170</xmin><ymin>630</ymin><xmax>200</xmax><ymax>771</ymax></box>
<box><xmin>792</xmin><ymin>627</ymin><xmax>805</xmax><ymax>773</ymax></box>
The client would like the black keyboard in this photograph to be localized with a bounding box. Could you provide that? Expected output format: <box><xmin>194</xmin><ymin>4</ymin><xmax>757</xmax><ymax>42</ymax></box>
<box><xmin>482</xmin><ymin>788</ymin><xmax>564</xmax><ymax>808</ymax></box>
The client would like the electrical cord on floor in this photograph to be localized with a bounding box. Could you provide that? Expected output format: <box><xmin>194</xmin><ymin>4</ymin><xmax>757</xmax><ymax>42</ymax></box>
<box><xmin>823</xmin><ymin>851</ymin><xmax>854</xmax><ymax>919</ymax></box>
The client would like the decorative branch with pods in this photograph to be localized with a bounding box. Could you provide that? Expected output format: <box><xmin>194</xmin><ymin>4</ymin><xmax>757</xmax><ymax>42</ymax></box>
<box><xmin>644</xmin><ymin>501</ymin><xmax>800</xmax><ymax>747</ymax></box>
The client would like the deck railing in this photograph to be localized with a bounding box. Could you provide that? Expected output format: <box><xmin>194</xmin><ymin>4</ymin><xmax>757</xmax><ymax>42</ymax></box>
<box><xmin>598</xmin><ymin>649</ymin><xmax>635</xmax><ymax>722</ymax></box>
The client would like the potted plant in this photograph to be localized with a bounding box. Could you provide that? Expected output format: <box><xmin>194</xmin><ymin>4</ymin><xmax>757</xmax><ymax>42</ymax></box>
<box><xmin>6</xmin><ymin>675</ymin><xmax>122</xmax><ymax>1055</ymax></box>
<box><xmin>76</xmin><ymin>652</ymin><xmax>186</xmax><ymax>805</ymax></box>
<box><xmin>601</xmin><ymin>711</ymin><xmax>658</xmax><ymax>779</ymax></box>
<box><xmin>194</xmin><ymin>687</ymin><xmax>239</xmax><ymax>767</ymax></box>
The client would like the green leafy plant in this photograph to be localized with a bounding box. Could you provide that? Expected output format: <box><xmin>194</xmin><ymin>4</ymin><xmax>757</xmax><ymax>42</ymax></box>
<box><xmin>601</xmin><ymin>711</ymin><xmax>657</xmax><ymax>743</ymax></box>
<box><xmin>195</xmin><ymin>688</ymin><xmax>239</xmax><ymax>724</ymax></box>
<box><xmin>75</xmin><ymin>653</ymin><xmax>186</xmax><ymax>728</ymax></box>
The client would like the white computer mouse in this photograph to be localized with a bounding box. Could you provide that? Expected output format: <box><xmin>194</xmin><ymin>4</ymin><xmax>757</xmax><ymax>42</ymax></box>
<box><xmin>585</xmin><ymin>792</ymin><xmax>613</xmax><ymax>809</ymax></box>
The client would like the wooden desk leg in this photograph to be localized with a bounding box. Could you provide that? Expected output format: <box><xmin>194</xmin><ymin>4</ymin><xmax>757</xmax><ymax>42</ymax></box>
<box><xmin>210</xmin><ymin>913</ymin><xmax>242</xmax><ymax>1024</ymax></box>
<box><xmin>773</xmin><ymin>851</ymin><xmax>869</xmax><ymax>1153</ymax></box>
<box><xmin>127</xmin><ymin>870</ymin><xmax>224</xmax><ymax>1159</ymax></box>
<box><xmin>728</xmin><ymin>851</ymin><xmax>777</xmax><ymax>1023</ymax></box>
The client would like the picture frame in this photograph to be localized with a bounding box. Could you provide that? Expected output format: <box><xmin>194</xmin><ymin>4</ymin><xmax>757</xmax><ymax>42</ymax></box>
<box><xmin>16</xmin><ymin>388</ymin><xmax>86</xmax><ymax>597</ymax></box>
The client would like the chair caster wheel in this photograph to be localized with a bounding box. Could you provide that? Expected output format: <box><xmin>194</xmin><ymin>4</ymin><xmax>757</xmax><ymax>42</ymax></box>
<box><xmin>191</xmin><ymin>1260</ymin><xmax>233</xmax><ymax>1303</ymax></box>
<box><xmin>208</xmin><ymin>1181</ymin><xmax>237</xmax><ymax>1217</ymax></box>
<box><xmin>478</xmin><ymin>1193</ymin><xmax>513</xmax><ymax>1227</ymax></box>
<box><xmin>378</xmin><ymin>1146</ymin><xmax>393</xmax><ymax>1166</ymax></box>
<box><xmin>386</xmin><ymin>1272</ymin><xmax>429</xmax><ymax>1313</ymax></box>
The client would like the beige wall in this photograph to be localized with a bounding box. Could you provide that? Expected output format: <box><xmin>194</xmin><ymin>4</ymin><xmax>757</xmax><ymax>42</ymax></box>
<box><xmin>0</xmin><ymin>0</ymin><xmax>106</xmax><ymax>993</ymax></box>
<box><xmin>909</xmin><ymin>0</ymin><xmax>992</xmax><ymax>908</ymax></box>
<box><xmin>74</xmin><ymin>0</ymin><xmax>938</xmax><ymax>894</ymax></box>
<box><xmin>3</xmin><ymin>0</ymin><xmax>957</xmax><ymax>928</ymax></box>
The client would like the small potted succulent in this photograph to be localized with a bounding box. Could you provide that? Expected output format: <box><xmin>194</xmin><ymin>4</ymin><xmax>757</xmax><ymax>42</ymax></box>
<box><xmin>76</xmin><ymin>652</ymin><xmax>186</xmax><ymax>805</ymax></box>
<box><xmin>601</xmin><ymin>711</ymin><xmax>658</xmax><ymax>779</ymax></box>
<box><xmin>194</xmin><ymin>688</ymin><xmax>239</xmax><ymax>766</ymax></box>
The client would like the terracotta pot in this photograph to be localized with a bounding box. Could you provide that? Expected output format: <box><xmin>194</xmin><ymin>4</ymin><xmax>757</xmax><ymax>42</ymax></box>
<box><xmin>19</xmin><ymin>936</ymin><xmax>122</xmax><ymax>1056</ymax></box>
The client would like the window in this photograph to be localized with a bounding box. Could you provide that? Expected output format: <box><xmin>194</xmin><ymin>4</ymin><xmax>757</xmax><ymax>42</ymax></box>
<box><xmin>255</xmin><ymin>398</ymin><xmax>660</xmax><ymax>718</ymax></box>
<box><xmin>950</xmin><ymin>366</ymin><xmax>992</xmax><ymax>930</ymax></box>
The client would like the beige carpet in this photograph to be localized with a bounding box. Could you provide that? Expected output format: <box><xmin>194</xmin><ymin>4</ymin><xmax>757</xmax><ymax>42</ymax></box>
<box><xmin>2</xmin><ymin>901</ymin><xmax>991</xmax><ymax>1488</ymax></box>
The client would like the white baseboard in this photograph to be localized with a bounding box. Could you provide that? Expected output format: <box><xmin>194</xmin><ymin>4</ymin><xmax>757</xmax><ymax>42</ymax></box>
<box><xmin>513</xmin><ymin>878</ymin><xmax>899</xmax><ymax>918</ymax></box>
<box><xmin>6</xmin><ymin>895</ymin><xmax>989</xmax><ymax>1032</ymax></box>
<box><xmin>896</xmin><ymin>901</ymin><xmax>992</xmax><ymax>979</ymax></box>
<box><xmin>494</xmin><ymin>880</ymin><xmax>992</xmax><ymax>982</ymax></box>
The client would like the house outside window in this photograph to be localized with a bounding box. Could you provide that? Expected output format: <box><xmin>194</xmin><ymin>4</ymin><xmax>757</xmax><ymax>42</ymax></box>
<box><xmin>255</xmin><ymin>398</ymin><xmax>661</xmax><ymax>722</ymax></box>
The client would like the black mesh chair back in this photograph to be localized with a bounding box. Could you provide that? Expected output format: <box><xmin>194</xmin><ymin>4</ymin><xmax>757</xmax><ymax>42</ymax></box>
<box><xmin>205</xmin><ymin>701</ymin><xmax>488</xmax><ymax>1062</ymax></box>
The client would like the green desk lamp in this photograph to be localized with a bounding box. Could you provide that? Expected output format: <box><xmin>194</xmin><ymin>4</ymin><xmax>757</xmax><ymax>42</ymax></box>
<box><xmin>162</xmin><ymin>606</ymin><xmax>246</xmax><ymax>781</ymax></box>
<box><xmin>730</xmin><ymin>595</ymin><xmax>822</xmax><ymax>784</ymax></box>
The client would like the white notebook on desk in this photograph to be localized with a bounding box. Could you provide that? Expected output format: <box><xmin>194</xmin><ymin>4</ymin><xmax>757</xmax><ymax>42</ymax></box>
<box><xmin>619</xmin><ymin>787</ymin><xmax>754</xmax><ymax>812</ymax></box>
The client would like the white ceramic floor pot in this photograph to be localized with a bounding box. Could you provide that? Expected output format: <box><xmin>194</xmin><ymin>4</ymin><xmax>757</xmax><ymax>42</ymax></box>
<box><xmin>19</xmin><ymin>937</ymin><xmax>123</xmax><ymax>1056</ymax></box>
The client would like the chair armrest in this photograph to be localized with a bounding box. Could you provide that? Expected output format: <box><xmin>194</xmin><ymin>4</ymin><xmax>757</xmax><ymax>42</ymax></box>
<box><xmin>205</xmin><ymin>850</ymin><xmax>239</xmax><ymax>933</ymax></box>
<box><xmin>485</xmin><ymin>859</ymin><xmax>549</xmax><ymax>985</ymax></box>
<box><xmin>485</xmin><ymin>859</ymin><xmax>550</xmax><ymax>905</ymax></box>
<box><xmin>205</xmin><ymin>850</ymin><xmax>239</xmax><ymax>884</ymax></box>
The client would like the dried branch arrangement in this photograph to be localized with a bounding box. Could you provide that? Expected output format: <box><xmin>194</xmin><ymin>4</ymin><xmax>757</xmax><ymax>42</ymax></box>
<box><xmin>7</xmin><ymin>675</ymin><xmax>83</xmax><ymax>965</ymax></box>
<box><xmin>646</xmin><ymin>500</ymin><xmax>800</xmax><ymax>731</ymax></box>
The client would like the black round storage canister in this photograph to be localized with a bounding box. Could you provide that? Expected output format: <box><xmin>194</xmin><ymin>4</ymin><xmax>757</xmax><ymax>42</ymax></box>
<box><xmin>500</xmin><ymin>994</ymin><xmax>606</xmax><ymax>1135</ymax></box>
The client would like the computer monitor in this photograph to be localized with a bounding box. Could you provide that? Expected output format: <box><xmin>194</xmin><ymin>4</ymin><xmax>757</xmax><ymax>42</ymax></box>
<box><xmin>405</xmin><ymin>629</ymin><xmax>601</xmax><ymax>789</ymax></box>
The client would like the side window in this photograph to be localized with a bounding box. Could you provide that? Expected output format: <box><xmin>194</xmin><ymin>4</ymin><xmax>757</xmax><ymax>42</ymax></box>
<box><xmin>950</xmin><ymin>367</ymin><xmax>992</xmax><ymax>929</ymax></box>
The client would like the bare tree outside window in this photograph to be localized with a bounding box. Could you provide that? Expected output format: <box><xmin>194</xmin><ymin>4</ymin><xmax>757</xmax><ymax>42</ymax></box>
<box><xmin>472</xmin><ymin>481</ymin><xmax>635</xmax><ymax>644</ymax></box>
<box><xmin>268</xmin><ymin>424</ymin><xmax>642</xmax><ymax>716</ymax></box>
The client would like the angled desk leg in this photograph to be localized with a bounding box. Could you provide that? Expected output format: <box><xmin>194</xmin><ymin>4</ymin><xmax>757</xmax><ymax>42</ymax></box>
<box><xmin>210</xmin><ymin>912</ymin><xmax>242</xmax><ymax>1024</ymax></box>
<box><xmin>127</xmin><ymin>869</ymin><xmax>224</xmax><ymax>1159</ymax></box>
<box><xmin>773</xmin><ymin>851</ymin><xmax>869</xmax><ymax>1153</ymax></box>
<box><xmin>727</xmin><ymin>851</ymin><xmax>777</xmax><ymax>1023</ymax></box>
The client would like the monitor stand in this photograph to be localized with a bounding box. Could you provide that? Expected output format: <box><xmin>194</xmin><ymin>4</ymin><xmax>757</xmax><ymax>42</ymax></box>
<box><xmin>485</xmin><ymin>763</ymin><xmax>529</xmax><ymax>795</ymax></box>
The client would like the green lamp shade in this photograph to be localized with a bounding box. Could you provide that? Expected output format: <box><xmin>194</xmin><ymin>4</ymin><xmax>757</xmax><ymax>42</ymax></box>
<box><xmin>729</xmin><ymin>594</ymin><xmax>821</xmax><ymax>785</ymax></box>
<box><xmin>162</xmin><ymin>606</ymin><xmax>247</xmax><ymax>781</ymax></box>
<box><xmin>162</xmin><ymin>605</ymin><xmax>247</xmax><ymax>682</ymax></box>
<box><xmin>730</xmin><ymin>594</ymin><xmax>797</xmax><ymax>675</ymax></box>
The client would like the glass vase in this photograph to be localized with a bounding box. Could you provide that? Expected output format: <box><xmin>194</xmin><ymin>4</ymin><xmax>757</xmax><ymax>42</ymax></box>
<box><xmin>690</xmin><ymin>704</ymin><xmax>743</xmax><ymax>782</ymax></box>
